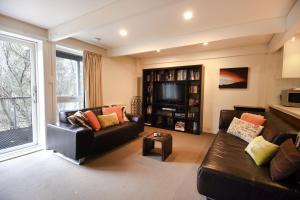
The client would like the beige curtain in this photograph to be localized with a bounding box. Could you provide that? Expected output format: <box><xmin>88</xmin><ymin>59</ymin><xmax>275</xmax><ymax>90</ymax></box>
<box><xmin>83</xmin><ymin>51</ymin><xmax>103</xmax><ymax>107</ymax></box>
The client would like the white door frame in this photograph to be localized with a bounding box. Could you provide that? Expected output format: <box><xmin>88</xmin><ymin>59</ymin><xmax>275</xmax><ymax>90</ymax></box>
<box><xmin>0</xmin><ymin>33</ymin><xmax>39</xmax><ymax>154</ymax></box>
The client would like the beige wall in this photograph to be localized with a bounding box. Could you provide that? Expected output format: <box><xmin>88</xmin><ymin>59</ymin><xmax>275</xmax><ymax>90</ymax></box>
<box><xmin>138</xmin><ymin>45</ymin><xmax>300</xmax><ymax>133</ymax></box>
<box><xmin>102</xmin><ymin>56</ymin><xmax>138</xmax><ymax>110</ymax></box>
<box><xmin>0</xmin><ymin>14</ymin><xmax>137</xmax><ymax>124</ymax></box>
<box><xmin>265</xmin><ymin>50</ymin><xmax>300</xmax><ymax>105</ymax></box>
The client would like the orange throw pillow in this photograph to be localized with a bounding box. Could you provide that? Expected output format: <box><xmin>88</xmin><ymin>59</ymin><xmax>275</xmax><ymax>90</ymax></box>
<box><xmin>102</xmin><ymin>106</ymin><xmax>123</xmax><ymax>123</ymax></box>
<box><xmin>240</xmin><ymin>113</ymin><xmax>266</xmax><ymax>126</ymax></box>
<box><xmin>84</xmin><ymin>110</ymin><xmax>101</xmax><ymax>131</ymax></box>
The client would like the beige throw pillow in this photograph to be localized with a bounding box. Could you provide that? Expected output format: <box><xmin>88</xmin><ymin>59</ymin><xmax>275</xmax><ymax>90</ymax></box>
<box><xmin>97</xmin><ymin>113</ymin><xmax>120</xmax><ymax>129</ymax></box>
<box><xmin>67</xmin><ymin>111</ymin><xmax>92</xmax><ymax>130</ymax></box>
<box><xmin>227</xmin><ymin>117</ymin><xmax>264</xmax><ymax>143</ymax></box>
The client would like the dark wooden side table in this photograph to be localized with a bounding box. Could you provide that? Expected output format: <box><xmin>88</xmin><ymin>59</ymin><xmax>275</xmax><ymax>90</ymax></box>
<box><xmin>143</xmin><ymin>132</ymin><xmax>172</xmax><ymax>161</ymax></box>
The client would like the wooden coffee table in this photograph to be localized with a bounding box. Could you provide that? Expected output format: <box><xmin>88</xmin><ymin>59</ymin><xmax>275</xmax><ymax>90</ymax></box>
<box><xmin>143</xmin><ymin>132</ymin><xmax>172</xmax><ymax>161</ymax></box>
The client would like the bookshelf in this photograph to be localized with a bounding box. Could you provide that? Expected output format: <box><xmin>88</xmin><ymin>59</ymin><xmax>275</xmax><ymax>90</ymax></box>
<box><xmin>142</xmin><ymin>65</ymin><xmax>203</xmax><ymax>134</ymax></box>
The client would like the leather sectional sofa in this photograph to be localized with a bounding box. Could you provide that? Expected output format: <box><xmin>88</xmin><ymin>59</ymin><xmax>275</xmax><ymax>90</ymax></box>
<box><xmin>47</xmin><ymin>106</ymin><xmax>144</xmax><ymax>164</ymax></box>
<box><xmin>197</xmin><ymin>109</ymin><xmax>300</xmax><ymax>200</ymax></box>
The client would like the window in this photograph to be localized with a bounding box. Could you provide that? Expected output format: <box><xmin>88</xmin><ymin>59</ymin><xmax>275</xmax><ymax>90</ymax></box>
<box><xmin>56</xmin><ymin>51</ymin><xmax>84</xmax><ymax>111</ymax></box>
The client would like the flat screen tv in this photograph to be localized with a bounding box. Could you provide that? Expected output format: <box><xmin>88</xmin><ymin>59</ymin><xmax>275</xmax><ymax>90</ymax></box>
<box><xmin>154</xmin><ymin>83</ymin><xmax>186</xmax><ymax>104</ymax></box>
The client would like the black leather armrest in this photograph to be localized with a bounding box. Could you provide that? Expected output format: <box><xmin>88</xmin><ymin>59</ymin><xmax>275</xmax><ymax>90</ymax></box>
<box><xmin>46</xmin><ymin>122</ymin><xmax>94</xmax><ymax>160</ymax></box>
<box><xmin>219</xmin><ymin>110</ymin><xmax>238</xmax><ymax>130</ymax></box>
<box><xmin>272</xmin><ymin>133</ymin><xmax>298</xmax><ymax>145</ymax></box>
<box><xmin>126</xmin><ymin>114</ymin><xmax>144</xmax><ymax>132</ymax></box>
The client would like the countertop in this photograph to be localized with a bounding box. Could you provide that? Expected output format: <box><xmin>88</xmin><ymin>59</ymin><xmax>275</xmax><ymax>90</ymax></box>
<box><xmin>270</xmin><ymin>104</ymin><xmax>300</xmax><ymax>119</ymax></box>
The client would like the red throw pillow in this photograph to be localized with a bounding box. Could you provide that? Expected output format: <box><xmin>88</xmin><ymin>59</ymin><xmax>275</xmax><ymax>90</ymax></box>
<box><xmin>240</xmin><ymin>113</ymin><xmax>266</xmax><ymax>126</ymax></box>
<box><xmin>84</xmin><ymin>110</ymin><xmax>101</xmax><ymax>131</ymax></box>
<box><xmin>102</xmin><ymin>106</ymin><xmax>123</xmax><ymax>123</ymax></box>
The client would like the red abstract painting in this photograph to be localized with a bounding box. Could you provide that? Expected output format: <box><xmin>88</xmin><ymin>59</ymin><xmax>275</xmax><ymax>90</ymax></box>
<box><xmin>219</xmin><ymin>67</ymin><xmax>248</xmax><ymax>88</ymax></box>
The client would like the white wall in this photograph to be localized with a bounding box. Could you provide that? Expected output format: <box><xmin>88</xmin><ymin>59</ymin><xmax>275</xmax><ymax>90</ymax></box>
<box><xmin>138</xmin><ymin>45</ymin><xmax>300</xmax><ymax>133</ymax></box>
<box><xmin>102</xmin><ymin>56</ymin><xmax>138</xmax><ymax>110</ymax></box>
<box><xmin>265</xmin><ymin>50</ymin><xmax>300</xmax><ymax>105</ymax></box>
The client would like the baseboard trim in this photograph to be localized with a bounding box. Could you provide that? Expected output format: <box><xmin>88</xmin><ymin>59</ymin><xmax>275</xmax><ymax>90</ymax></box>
<box><xmin>53</xmin><ymin>151</ymin><xmax>85</xmax><ymax>165</ymax></box>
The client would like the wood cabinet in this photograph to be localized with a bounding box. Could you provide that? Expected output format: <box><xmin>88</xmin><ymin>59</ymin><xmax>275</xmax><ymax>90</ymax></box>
<box><xmin>282</xmin><ymin>39</ymin><xmax>300</xmax><ymax>78</ymax></box>
<box><xmin>142</xmin><ymin>65</ymin><xmax>203</xmax><ymax>134</ymax></box>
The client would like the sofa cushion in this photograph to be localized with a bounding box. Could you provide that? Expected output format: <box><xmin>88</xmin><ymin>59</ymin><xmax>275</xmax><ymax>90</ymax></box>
<box><xmin>92</xmin><ymin>122</ymin><xmax>139</xmax><ymax>152</ymax></box>
<box><xmin>198</xmin><ymin>131</ymin><xmax>300</xmax><ymax>200</ymax></box>
<box><xmin>245</xmin><ymin>136</ymin><xmax>279</xmax><ymax>166</ymax></box>
<box><xmin>59</xmin><ymin>106</ymin><xmax>108</xmax><ymax>123</ymax></box>
<box><xmin>241</xmin><ymin>112</ymin><xmax>266</xmax><ymax>126</ymax></box>
<box><xmin>67</xmin><ymin>111</ymin><xmax>92</xmax><ymax>130</ymax></box>
<box><xmin>102</xmin><ymin>106</ymin><xmax>123</xmax><ymax>123</ymax></box>
<box><xmin>97</xmin><ymin>113</ymin><xmax>119</xmax><ymax>128</ymax></box>
<box><xmin>94</xmin><ymin>122</ymin><xmax>137</xmax><ymax>138</ymax></box>
<box><xmin>227</xmin><ymin>117</ymin><xmax>263</xmax><ymax>143</ymax></box>
<box><xmin>84</xmin><ymin>110</ymin><xmax>101</xmax><ymax>131</ymax></box>
<box><xmin>270</xmin><ymin>139</ymin><xmax>300</xmax><ymax>181</ymax></box>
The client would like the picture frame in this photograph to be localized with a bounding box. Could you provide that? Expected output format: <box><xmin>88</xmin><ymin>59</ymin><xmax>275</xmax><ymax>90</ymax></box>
<box><xmin>219</xmin><ymin>67</ymin><xmax>248</xmax><ymax>89</ymax></box>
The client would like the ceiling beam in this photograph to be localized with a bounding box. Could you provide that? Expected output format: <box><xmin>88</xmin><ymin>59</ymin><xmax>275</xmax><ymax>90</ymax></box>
<box><xmin>48</xmin><ymin>0</ymin><xmax>176</xmax><ymax>41</ymax></box>
<box><xmin>108</xmin><ymin>17</ymin><xmax>285</xmax><ymax>57</ymax></box>
<box><xmin>268</xmin><ymin>0</ymin><xmax>300</xmax><ymax>52</ymax></box>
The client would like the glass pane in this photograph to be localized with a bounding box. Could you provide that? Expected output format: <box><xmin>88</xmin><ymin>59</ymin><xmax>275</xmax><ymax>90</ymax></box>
<box><xmin>0</xmin><ymin>37</ymin><xmax>35</xmax><ymax>151</ymax></box>
<box><xmin>56</xmin><ymin>57</ymin><xmax>79</xmax><ymax>97</ymax></box>
<box><xmin>57</xmin><ymin>101</ymin><xmax>83</xmax><ymax>111</ymax></box>
<box><xmin>56</xmin><ymin>54</ymin><xmax>84</xmax><ymax>112</ymax></box>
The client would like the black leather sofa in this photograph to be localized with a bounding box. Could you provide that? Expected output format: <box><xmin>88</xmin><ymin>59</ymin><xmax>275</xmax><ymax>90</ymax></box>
<box><xmin>197</xmin><ymin>109</ymin><xmax>300</xmax><ymax>200</ymax></box>
<box><xmin>47</xmin><ymin>106</ymin><xmax>144</xmax><ymax>164</ymax></box>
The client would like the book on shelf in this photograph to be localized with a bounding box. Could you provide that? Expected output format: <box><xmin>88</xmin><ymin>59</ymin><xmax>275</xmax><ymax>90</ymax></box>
<box><xmin>188</xmin><ymin>98</ymin><xmax>199</xmax><ymax>106</ymax></box>
<box><xmin>175</xmin><ymin>112</ymin><xmax>186</xmax><ymax>118</ymax></box>
<box><xmin>177</xmin><ymin>70</ymin><xmax>187</xmax><ymax>80</ymax></box>
<box><xmin>165</xmin><ymin>69</ymin><xmax>176</xmax><ymax>81</ymax></box>
<box><xmin>188</xmin><ymin>121</ymin><xmax>198</xmax><ymax>132</ymax></box>
<box><xmin>175</xmin><ymin>121</ymin><xmax>185</xmax><ymax>131</ymax></box>
<box><xmin>147</xmin><ymin>96</ymin><xmax>152</xmax><ymax>104</ymax></box>
<box><xmin>189</xmin><ymin>85</ymin><xmax>199</xmax><ymax>93</ymax></box>
<box><xmin>188</xmin><ymin>112</ymin><xmax>199</xmax><ymax>119</ymax></box>
<box><xmin>146</xmin><ymin>105</ymin><xmax>152</xmax><ymax>114</ymax></box>
<box><xmin>189</xmin><ymin>69</ymin><xmax>200</xmax><ymax>80</ymax></box>
<box><xmin>154</xmin><ymin>70</ymin><xmax>164</xmax><ymax>81</ymax></box>
<box><xmin>147</xmin><ymin>85</ymin><xmax>153</xmax><ymax>93</ymax></box>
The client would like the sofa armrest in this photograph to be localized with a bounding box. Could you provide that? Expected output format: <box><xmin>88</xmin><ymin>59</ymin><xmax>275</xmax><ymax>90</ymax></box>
<box><xmin>272</xmin><ymin>133</ymin><xmax>298</xmax><ymax>145</ymax></box>
<box><xmin>47</xmin><ymin>122</ymin><xmax>94</xmax><ymax>160</ymax></box>
<box><xmin>126</xmin><ymin>114</ymin><xmax>144</xmax><ymax>132</ymax></box>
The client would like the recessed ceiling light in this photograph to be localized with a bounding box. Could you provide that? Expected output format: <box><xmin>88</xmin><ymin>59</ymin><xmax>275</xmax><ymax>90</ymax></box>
<box><xmin>291</xmin><ymin>37</ymin><xmax>296</xmax><ymax>42</ymax></box>
<box><xmin>119</xmin><ymin>29</ymin><xmax>128</xmax><ymax>37</ymax></box>
<box><xmin>156</xmin><ymin>49</ymin><xmax>160</xmax><ymax>53</ymax></box>
<box><xmin>183</xmin><ymin>10</ymin><xmax>193</xmax><ymax>20</ymax></box>
<box><xmin>203</xmin><ymin>42</ymin><xmax>208</xmax><ymax>46</ymax></box>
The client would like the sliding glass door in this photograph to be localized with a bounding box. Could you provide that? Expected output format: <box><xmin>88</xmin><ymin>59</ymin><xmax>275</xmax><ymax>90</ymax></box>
<box><xmin>0</xmin><ymin>34</ymin><xmax>38</xmax><ymax>154</ymax></box>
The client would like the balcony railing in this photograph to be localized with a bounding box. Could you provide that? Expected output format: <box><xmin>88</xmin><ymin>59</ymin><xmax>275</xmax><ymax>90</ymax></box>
<box><xmin>0</xmin><ymin>97</ymin><xmax>33</xmax><ymax>151</ymax></box>
<box><xmin>0</xmin><ymin>96</ymin><xmax>32</xmax><ymax>131</ymax></box>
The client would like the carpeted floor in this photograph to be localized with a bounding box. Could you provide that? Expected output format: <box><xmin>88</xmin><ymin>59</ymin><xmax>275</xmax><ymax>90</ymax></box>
<box><xmin>0</xmin><ymin>127</ymin><xmax>215</xmax><ymax>200</ymax></box>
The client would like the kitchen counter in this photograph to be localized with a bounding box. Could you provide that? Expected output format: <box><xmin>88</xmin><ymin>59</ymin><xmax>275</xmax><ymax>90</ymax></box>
<box><xmin>270</xmin><ymin>104</ymin><xmax>300</xmax><ymax>119</ymax></box>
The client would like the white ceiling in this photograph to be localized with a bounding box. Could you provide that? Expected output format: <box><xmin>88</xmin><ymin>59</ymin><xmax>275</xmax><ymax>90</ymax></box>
<box><xmin>75</xmin><ymin>0</ymin><xmax>294</xmax><ymax>47</ymax></box>
<box><xmin>0</xmin><ymin>0</ymin><xmax>298</xmax><ymax>57</ymax></box>
<box><xmin>132</xmin><ymin>34</ymin><xmax>273</xmax><ymax>58</ymax></box>
<box><xmin>0</xmin><ymin>0</ymin><xmax>116</xmax><ymax>28</ymax></box>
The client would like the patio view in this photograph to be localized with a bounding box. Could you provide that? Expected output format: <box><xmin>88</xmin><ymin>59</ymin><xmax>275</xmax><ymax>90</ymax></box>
<box><xmin>0</xmin><ymin>37</ymin><xmax>34</xmax><ymax>152</ymax></box>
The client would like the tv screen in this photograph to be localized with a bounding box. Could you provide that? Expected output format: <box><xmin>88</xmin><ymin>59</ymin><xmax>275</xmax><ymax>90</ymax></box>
<box><xmin>155</xmin><ymin>83</ymin><xmax>185</xmax><ymax>104</ymax></box>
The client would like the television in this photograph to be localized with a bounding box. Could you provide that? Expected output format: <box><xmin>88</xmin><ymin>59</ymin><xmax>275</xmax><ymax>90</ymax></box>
<box><xmin>154</xmin><ymin>83</ymin><xmax>186</xmax><ymax>104</ymax></box>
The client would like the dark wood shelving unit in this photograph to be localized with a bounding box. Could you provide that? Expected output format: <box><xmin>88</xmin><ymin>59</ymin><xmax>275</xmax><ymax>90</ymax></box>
<box><xmin>142</xmin><ymin>65</ymin><xmax>203</xmax><ymax>134</ymax></box>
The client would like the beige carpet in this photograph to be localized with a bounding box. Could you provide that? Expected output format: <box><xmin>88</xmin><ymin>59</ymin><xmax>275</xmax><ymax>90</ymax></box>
<box><xmin>0</xmin><ymin>127</ymin><xmax>215</xmax><ymax>200</ymax></box>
